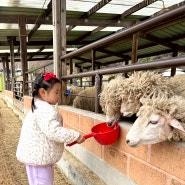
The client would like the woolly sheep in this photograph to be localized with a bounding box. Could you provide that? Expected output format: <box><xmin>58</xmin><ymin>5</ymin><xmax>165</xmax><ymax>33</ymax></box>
<box><xmin>66</xmin><ymin>85</ymin><xmax>83</xmax><ymax>105</ymax></box>
<box><xmin>73</xmin><ymin>86</ymin><xmax>101</xmax><ymax>112</ymax></box>
<box><xmin>126</xmin><ymin>95</ymin><xmax>185</xmax><ymax>147</ymax></box>
<box><xmin>119</xmin><ymin>71</ymin><xmax>174</xmax><ymax>118</ymax></box>
<box><xmin>168</xmin><ymin>74</ymin><xmax>185</xmax><ymax>97</ymax></box>
<box><xmin>99</xmin><ymin>75</ymin><xmax>126</xmax><ymax>126</ymax></box>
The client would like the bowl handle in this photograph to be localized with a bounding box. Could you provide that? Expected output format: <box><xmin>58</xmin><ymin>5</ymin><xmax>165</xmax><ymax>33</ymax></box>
<box><xmin>66</xmin><ymin>133</ymin><xmax>95</xmax><ymax>147</ymax></box>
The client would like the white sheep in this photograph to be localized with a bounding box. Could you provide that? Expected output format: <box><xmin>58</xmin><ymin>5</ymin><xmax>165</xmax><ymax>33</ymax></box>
<box><xmin>168</xmin><ymin>74</ymin><xmax>185</xmax><ymax>97</ymax></box>
<box><xmin>73</xmin><ymin>86</ymin><xmax>101</xmax><ymax>112</ymax></box>
<box><xmin>66</xmin><ymin>85</ymin><xmax>83</xmax><ymax>105</ymax></box>
<box><xmin>99</xmin><ymin>75</ymin><xmax>126</xmax><ymax>126</ymax></box>
<box><xmin>126</xmin><ymin>95</ymin><xmax>185</xmax><ymax>147</ymax></box>
<box><xmin>119</xmin><ymin>71</ymin><xmax>174</xmax><ymax>118</ymax></box>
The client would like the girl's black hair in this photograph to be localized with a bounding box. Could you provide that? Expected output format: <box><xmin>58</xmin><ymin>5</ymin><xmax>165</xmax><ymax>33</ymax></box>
<box><xmin>31</xmin><ymin>73</ymin><xmax>60</xmax><ymax>112</ymax></box>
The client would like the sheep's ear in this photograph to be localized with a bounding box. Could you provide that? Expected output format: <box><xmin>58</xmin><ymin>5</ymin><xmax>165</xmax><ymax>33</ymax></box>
<box><xmin>169</xmin><ymin>118</ymin><xmax>185</xmax><ymax>133</ymax></box>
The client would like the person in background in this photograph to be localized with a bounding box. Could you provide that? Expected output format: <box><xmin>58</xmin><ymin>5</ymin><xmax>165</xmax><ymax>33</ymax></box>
<box><xmin>16</xmin><ymin>72</ymin><xmax>85</xmax><ymax>185</ymax></box>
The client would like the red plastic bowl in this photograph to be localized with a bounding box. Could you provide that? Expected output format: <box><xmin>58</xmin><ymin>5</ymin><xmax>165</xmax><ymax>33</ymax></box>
<box><xmin>67</xmin><ymin>122</ymin><xmax>120</xmax><ymax>146</ymax></box>
<box><xmin>91</xmin><ymin>122</ymin><xmax>120</xmax><ymax>145</ymax></box>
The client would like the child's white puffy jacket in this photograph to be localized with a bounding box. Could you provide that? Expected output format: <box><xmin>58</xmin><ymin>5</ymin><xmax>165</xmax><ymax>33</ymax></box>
<box><xmin>16</xmin><ymin>99</ymin><xmax>80</xmax><ymax>166</ymax></box>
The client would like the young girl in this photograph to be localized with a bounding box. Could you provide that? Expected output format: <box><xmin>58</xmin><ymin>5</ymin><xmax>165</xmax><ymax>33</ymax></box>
<box><xmin>16</xmin><ymin>72</ymin><xmax>85</xmax><ymax>185</ymax></box>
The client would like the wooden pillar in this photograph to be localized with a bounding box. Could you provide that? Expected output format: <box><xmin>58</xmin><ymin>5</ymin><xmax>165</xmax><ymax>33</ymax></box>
<box><xmin>69</xmin><ymin>59</ymin><xmax>73</xmax><ymax>84</ymax></box>
<box><xmin>2</xmin><ymin>57</ymin><xmax>6</xmax><ymax>84</ymax></box>
<box><xmin>124</xmin><ymin>57</ymin><xmax>130</xmax><ymax>78</ymax></box>
<box><xmin>5</xmin><ymin>54</ymin><xmax>10</xmax><ymax>90</ymax></box>
<box><xmin>171</xmin><ymin>50</ymin><xmax>178</xmax><ymax>76</ymax></box>
<box><xmin>18</xmin><ymin>16</ymin><xmax>28</xmax><ymax>95</ymax></box>
<box><xmin>52</xmin><ymin>0</ymin><xmax>67</xmax><ymax>104</ymax></box>
<box><xmin>80</xmin><ymin>67</ymin><xmax>83</xmax><ymax>87</ymax></box>
<box><xmin>7</xmin><ymin>36</ymin><xmax>16</xmax><ymax>90</ymax></box>
<box><xmin>91</xmin><ymin>49</ymin><xmax>95</xmax><ymax>86</ymax></box>
<box><xmin>131</xmin><ymin>33</ymin><xmax>139</xmax><ymax>64</ymax></box>
<box><xmin>95</xmin><ymin>73</ymin><xmax>102</xmax><ymax>113</ymax></box>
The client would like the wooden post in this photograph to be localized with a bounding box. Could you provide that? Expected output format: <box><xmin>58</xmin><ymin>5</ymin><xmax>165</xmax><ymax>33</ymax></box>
<box><xmin>7</xmin><ymin>36</ymin><xmax>16</xmax><ymax>91</ymax></box>
<box><xmin>171</xmin><ymin>50</ymin><xmax>178</xmax><ymax>76</ymax></box>
<box><xmin>70</xmin><ymin>59</ymin><xmax>73</xmax><ymax>84</ymax></box>
<box><xmin>5</xmin><ymin>54</ymin><xmax>10</xmax><ymax>90</ymax></box>
<box><xmin>52</xmin><ymin>0</ymin><xmax>67</xmax><ymax>104</ymax></box>
<box><xmin>131</xmin><ymin>33</ymin><xmax>139</xmax><ymax>64</ymax></box>
<box><xmin>18</xmin><ymin>16</ymin><xmax>28</xmax><ymax>95</ymax></box>
<box><xmin>95</xmin><ymin>73</ymin><xmax>102</xmax><ymax>113</ymax></box>
<box><xmin>2</xmin><ymin>57</ymin><xmax>6</xmax><ymax>85</ymax></box>
<box><xmin>91</xmin><ymin>49</ymin><xmax>95</xmax><ymax>86</ymax></box>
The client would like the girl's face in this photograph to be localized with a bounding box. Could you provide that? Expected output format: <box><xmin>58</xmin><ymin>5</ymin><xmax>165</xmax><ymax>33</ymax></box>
<box><xmin>40</xmin><ymin>83</ymin><xmax>61</xmax><ymax>105</ymax></box>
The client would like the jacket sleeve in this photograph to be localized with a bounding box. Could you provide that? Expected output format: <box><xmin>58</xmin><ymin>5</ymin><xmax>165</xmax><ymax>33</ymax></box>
<box><xmin>35</xmin><ymin>106</ymin><xmax>80</xmax><ymax>144</ymax></box>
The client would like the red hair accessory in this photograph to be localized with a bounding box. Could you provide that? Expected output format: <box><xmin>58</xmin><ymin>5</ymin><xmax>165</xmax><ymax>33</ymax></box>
<box><xmin>43</xmin><ymin>72</ymin><xmax>56</xmax><ymax>81</ymax></box>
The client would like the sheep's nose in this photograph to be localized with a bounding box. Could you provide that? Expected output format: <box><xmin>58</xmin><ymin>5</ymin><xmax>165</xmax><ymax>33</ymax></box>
<box><xmin>125</xmin><ymin>137</ymin><xmax>139</xmax><ymax>147</ymax></box>
<box><xmin>107</xmin><ymin>122</ymin><xmax>113</xmax><ymax>127</ymax></box>
<box><xmin>126</xmin><ymin>139</ymin><xmax>130</xmax><ymax>145</ymax></box>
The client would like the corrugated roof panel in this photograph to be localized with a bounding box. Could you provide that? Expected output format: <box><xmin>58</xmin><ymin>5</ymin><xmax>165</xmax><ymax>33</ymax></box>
<box><xmin>0</xmin><ymin>29</ymin><xmax>19</xmax><ymax>40</ymax></box>
<box><xmin>167</xmin><ymin>22</ymin><xmax>185</xmax><ymax>34</ymax></box>
<box><xmin>151</xmin><ymin>30</ymin><xmax>173</xmax><ymax>39</ymax></box>
<box><xmin>138</xmin><ymin>45</ymin><xmax>170</xmax><ymax>55</ymax></box>
<box><xmin>151</xmin><ymin>23</ymin><xmax>185</xmax><ymax>39</ymax></box>
<box><xmin>173</xmin><ymin>38</ymin><xmax>185</xmax><ymax>46</ymax></box>
<box><xmin>0</xmin><ymin>6</ymin><xmax>42</xmax><ymax>15</ymax></box>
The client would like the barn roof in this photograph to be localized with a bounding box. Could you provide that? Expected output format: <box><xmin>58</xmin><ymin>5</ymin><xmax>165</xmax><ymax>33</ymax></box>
<box><xmin>0</xmin><ymin>0</ymin><xmax>185</xmax><ymax>69</ymax></box>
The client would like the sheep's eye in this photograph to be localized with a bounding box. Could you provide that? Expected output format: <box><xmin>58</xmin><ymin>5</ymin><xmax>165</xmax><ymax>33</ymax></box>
<box><xmin>149</xmin><ymin>121</ymin><xmax>157</xmax><ymax>124</ymax></box>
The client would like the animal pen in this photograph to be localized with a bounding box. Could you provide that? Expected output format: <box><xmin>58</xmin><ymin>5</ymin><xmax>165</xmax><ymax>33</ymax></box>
<box><xmin>1</xmin><ymin>1</ymin><xmax>185</xmax><ymax>185</ymax></box>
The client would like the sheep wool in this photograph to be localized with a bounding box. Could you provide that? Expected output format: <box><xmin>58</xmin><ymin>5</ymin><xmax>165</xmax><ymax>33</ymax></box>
<box><xmin>137</xmin><ymin>95</ymin><xmax>185</xmax><ymax>142</ymax></box>
<box><xmin>99</xmin><ymin>75</ymin><xmax>126</xmax><ymax>113</ymax></box>
<box><xmin>168</xmin><ymin>74</ymin><xmax>185</xmax><ymax>98</ymax></box>
<box><xmin>119</xmin><ymin>70</ymin><xmax>174</xmax><ymax>102</ymax></box>
<box><xmin>73</xmin><ymin>86</ymin><xmax>98</xmax><ymax>112</ymax></box>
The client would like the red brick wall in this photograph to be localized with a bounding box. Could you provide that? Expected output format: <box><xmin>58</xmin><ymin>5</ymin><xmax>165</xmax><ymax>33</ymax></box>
<box><xmin>24</xmin><ymin>96</ymin><xmax>32</xmax><ymax>114</ymax></box>
<box><xmin>58</xmin><ymin>107</ymin><xmax>185</xmax><ymax>185</ymax></box>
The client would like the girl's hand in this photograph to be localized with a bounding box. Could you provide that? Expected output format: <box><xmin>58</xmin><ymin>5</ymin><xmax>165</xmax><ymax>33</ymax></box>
<box><xmin>76</xmin><ymin>134</ymin><xmax>85</xmax><ymax>144</ymax></box>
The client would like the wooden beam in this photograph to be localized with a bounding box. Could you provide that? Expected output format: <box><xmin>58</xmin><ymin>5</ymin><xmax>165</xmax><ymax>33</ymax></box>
<box><xmin>83</xmin><ymin>0</ymin><xmax>112</xmax><ymax>18</ymax></box>
<box><xmin>0</xmin><ymin>14</ymin><xmax>133</xmax><ymax>27</ymax></box>
<box><xmin>120</xmin><ymin>0</ymin><xmax>158</xmax><ymax>19</ymax></box>
<box><xmin>67</xmin><ymin>0</ymin><xmax>111</xmax><ymax>32</ymax></box>
<box><xmin>18</xmin><ymin>16</ymin><xmax>28</xmax><ymax>95</ymax></box>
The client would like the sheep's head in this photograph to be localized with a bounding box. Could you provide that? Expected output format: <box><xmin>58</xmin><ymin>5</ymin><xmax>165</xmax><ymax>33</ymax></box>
<box><xmin>126</xmin><ymin>97</ymin><xmax>185</xmax><ymax>147</ymax></box>
<box><xmin>99</xmin><ymin>76</ymin><xmax>125</xmax><ymax>126</ymax></box>
<box><xmin>104</xmin><ymin>100</ymin><xmax>121</xmax><ymax>126</ymax></box>
<box><xmin>120</xmin><ymin>97</ymin><xmax>141</xmax><ymax>117</ymax></box>
<box><xmin>119</xmin><ymin>71</ymin><xmax>174</xmax><ymax>117</ymax></box>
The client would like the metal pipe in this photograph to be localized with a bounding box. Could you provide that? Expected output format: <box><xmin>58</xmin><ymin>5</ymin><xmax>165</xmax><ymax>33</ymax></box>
<box><xmin>60</xmin><ymin>5</ymin><xmax>185</xmax><ymax>60</ymax></box>
<box><xmin>61</xmin><ymin>56</ymin><xmax>185</xmax><ymax>79</ymax></box>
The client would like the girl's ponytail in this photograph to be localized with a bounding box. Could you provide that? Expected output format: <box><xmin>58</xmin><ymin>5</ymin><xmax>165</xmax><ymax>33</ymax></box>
<box><xmin>31</xmin><ymin>74</ymin><xmax>43</xmax><ymax>112</ymax></box>
<box><xmin>31</xmin><ymin>88</ymin><xmax>38</xmax><ymax>112</ymax></box>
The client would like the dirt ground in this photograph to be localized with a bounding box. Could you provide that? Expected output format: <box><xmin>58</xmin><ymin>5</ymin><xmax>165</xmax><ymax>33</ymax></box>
<box><xmin>0</xmin><ymin>97</ymin><xmax>73</xmax><ymax>185</ymax></box>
